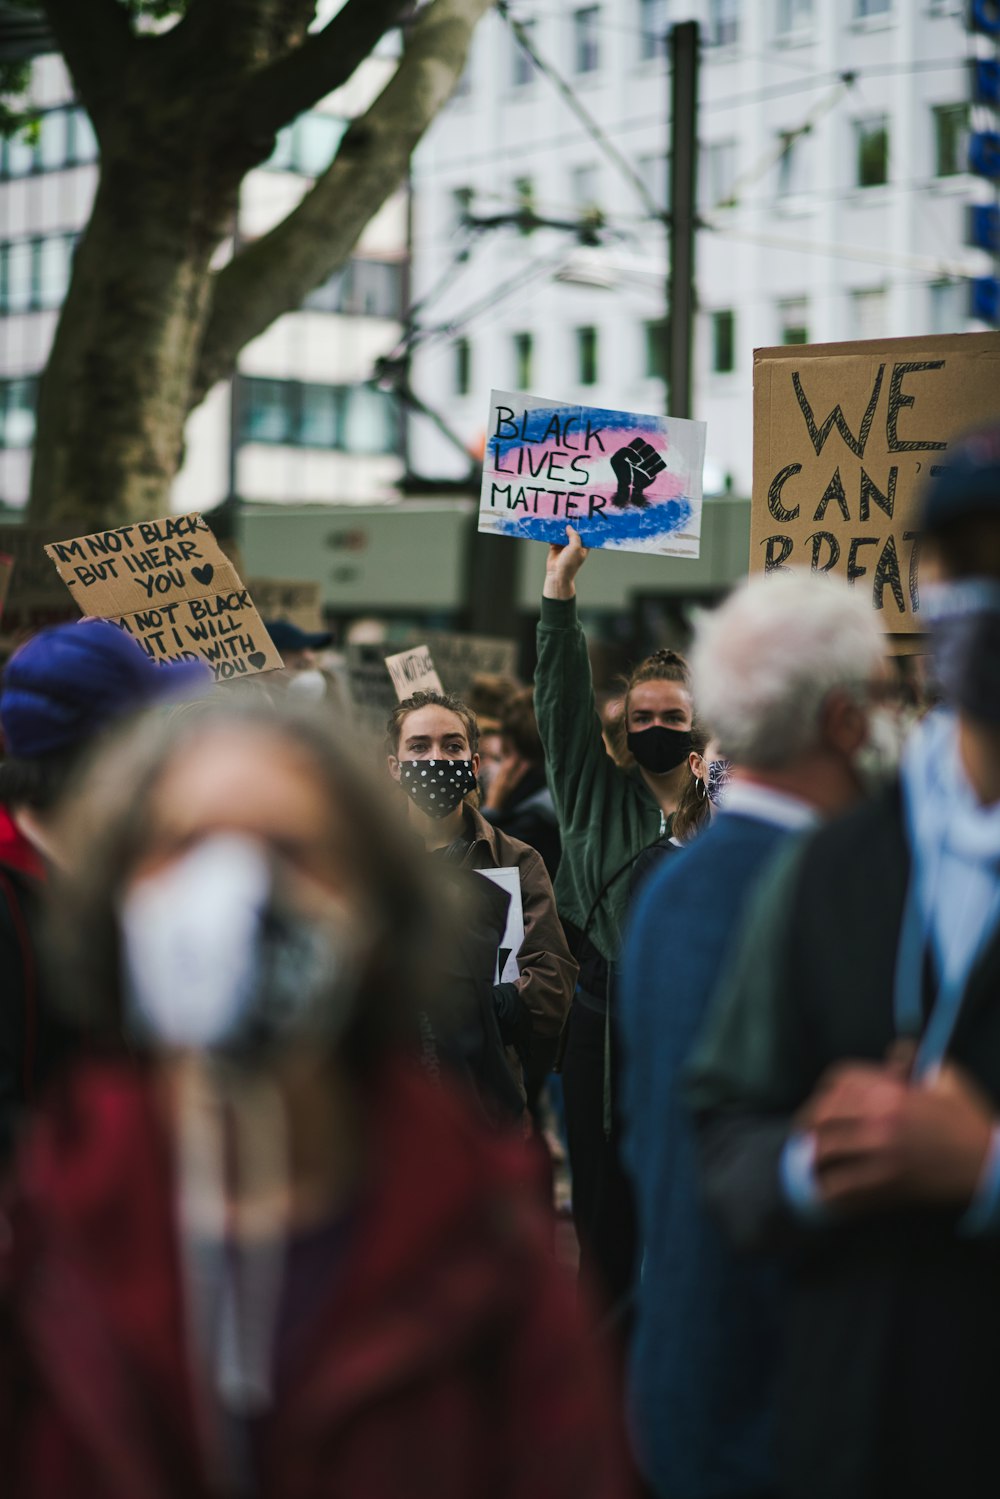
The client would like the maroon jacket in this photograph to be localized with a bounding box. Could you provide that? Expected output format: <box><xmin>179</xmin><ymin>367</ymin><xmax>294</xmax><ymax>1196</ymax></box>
<box><xmin>0</xmin><ymin>1058</ymin><xmax>632</xmax><ymax>1499</ymax></box>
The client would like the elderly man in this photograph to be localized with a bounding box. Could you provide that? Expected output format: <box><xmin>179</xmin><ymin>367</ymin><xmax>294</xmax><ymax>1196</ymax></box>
<box><xmin>689</xmin><ymin>425</ymin><xmax>1000</xmax><ymax>1499</ymax></box>
<box><xmin>619</xmin><ymin>571</ymin><xmax>888</xmax><ymax>1499</ymax></box>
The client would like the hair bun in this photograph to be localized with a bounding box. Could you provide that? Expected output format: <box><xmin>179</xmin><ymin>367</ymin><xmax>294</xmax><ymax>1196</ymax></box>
<box><xmin>647</xmin><ymin>648</ymin><xmax>687</xmax><ymax>669</ymax></box>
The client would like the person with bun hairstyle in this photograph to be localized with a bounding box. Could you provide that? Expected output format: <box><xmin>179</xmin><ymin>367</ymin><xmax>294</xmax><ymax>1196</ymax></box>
<box><xmin>535</xmin><ymin>525</ymin><xmax>694</xmax><ymax>1313</ymax></box>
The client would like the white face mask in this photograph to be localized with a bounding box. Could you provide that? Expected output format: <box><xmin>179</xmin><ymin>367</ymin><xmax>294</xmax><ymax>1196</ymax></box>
<box><xmin>120</xmin><ymin>833</ymin><xmax>359</xmax><ymax>1060</ymax></box>
<box><xmin>852</xmin><ymin>706</ymin><xmax>909</xmax><ymax>795</ymax></box>
<box><xmin>287</xmin><ymin>668</ymin><xmax>327</xmax><ymax>702</ymax></box>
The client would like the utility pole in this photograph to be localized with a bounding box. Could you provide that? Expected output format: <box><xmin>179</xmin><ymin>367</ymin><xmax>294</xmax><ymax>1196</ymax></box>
<box><xmin>668</xmin><ymin>20</ymin><xmax>699</xmax><ymax>420</ymax></box>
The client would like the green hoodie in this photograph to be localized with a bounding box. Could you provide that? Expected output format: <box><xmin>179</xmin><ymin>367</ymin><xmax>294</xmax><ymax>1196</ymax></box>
<box><xmin>534</xmin><ymin>596</ymin><xmax>665</xmax><ymax>965</ymax></box>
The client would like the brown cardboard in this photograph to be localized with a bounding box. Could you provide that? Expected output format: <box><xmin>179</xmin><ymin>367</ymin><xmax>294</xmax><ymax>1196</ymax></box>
<box><xmin>384</xmin><ymin>644</ymin><xmax>444</xmax><ymax>701</ymax></box>
<box><xmin>247</xmin><ymin>577</ymin><xmax>325</xmax><ymax>635</ymax></box>
<box><xmin>44</xmin><ymin>513</ymin><xmax>283</xmax><ymax>682</ymax></box>
<box><xmin>752</xmin><ymin>332</ymin><xmax>1000</xmax><ymax>634</ymax></box>
<box><xmin>425</xmin><ymin>631</ymin><xmax>519</xmax><ymax>698</ymax></box>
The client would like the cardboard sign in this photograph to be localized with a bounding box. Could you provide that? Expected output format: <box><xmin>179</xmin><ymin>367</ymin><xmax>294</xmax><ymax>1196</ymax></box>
<box><xmin>480</xmin><ymin>388</ymin><xmax>706</xmax><ymax>558</ymax></box>
<box><xmin>425</xmin><ymin>631</ymin><xmax>519</xmax><ymax>700</ymax></box>
<box><xmin>0</xmin><ymin>523</ymin><xmax>85</xmax><ymax>634</ymax></box>
<box><xmin>0</xmin><ymin>553</ymin><xmax>12</xmax><ymax>622</ymax></box>
<box><xmin>44</xmin><ymin>513</ymin><xmax>283</xmax><ymax>681</ymax></box>
<box><xmin>476</xmin><ymin>866</ymin><xmax>524</xmax><ymax>985</ymax></box>
<box><xmin>384</xmin><ymin>644</ymin><xmax>444</xmax><ymax>701</ymax></box>
<box><xmin>247</xmin><ymin>577</ymin><xmax>325</xmax><ymax>634</ymax></box>
<box><xmin>344</xmin><ymin>642</ymin><xmax>398</xmax><ymax>739</ymax></box>
<box><xmin>752</xmin><ymin>332</ymin><xmax>1000</xmax><ymax>633</ymax></box>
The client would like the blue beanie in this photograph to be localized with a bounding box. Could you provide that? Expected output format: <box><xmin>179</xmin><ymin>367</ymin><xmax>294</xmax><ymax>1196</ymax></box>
<box><xmin>920</xmin><ymin>423</ymin><xmax>1000</xmax><ymax>534</ymax></box>
<box><xmin>1</xmin><ymin>619</ymin><xmax>211</xmax><ymax>759</ymax></box>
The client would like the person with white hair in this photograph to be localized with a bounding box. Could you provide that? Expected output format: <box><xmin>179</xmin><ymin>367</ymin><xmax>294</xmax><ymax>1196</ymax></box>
<box><xmin>617</xmin><ymin>569</ymin><xmax>889</xmax><ymax>1499</ymax></box>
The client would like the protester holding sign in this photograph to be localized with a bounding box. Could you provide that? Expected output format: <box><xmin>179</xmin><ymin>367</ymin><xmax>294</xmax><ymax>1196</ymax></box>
<box><xmin>535</xmin><ymin>523</ymin><xmax>695</xmax><ymax>1312</ymax></box>
<box><xmin>387</xmin><ymin>689</ymin><xmax>576</xmax><ymax>1122</ymax></box>
<box><xmin>0</xmin><ymin>698</ymin><xmax>629</xmax><ymax>1499</ymax></box>
<box><xmin>690</xmin><ymin>424</ymin><xmax>1000</xmax><ymax>1499</ymax></box>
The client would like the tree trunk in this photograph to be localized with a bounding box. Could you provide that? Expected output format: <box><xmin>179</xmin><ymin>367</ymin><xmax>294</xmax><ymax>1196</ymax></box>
<box><xmin>29</xmin><ymin>133</ymin><xmax>237</xmax><ymax>528</ymax></box>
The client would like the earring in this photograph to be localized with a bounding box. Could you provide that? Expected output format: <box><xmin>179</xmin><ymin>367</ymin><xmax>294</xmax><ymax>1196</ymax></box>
<box><xmin>697</xmin><ymin>777</ymin><xmax>707</xmax><ymax>799</ymax></box>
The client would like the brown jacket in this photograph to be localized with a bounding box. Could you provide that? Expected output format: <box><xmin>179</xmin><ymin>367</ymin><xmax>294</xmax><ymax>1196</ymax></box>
<box><xmin>461</xmin><ymin>806</ymin><xmax>577</xmax><ymax>1042</ymax></box>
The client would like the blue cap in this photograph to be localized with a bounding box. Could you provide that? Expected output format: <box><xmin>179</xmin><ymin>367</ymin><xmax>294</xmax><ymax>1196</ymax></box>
<box><xmin>1</xmin><ymin>619</ymin><xmax>211</xmax><ymax>758</ymax></box>
<box><xmin>263</xmin><ymin>618</ymin><xmax>332</xmax><ymax>654</ymax></box>
<box><xmin>920</xmin><ymin>423</ymin><xmax>1000</xmax><ymax>534</ymax></box>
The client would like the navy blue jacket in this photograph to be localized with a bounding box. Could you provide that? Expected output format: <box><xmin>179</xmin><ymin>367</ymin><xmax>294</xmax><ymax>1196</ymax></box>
<box><xmin>619</xmin><ymin>811</ymin><xmax>791</xmax><ymax>1499</ymax></box>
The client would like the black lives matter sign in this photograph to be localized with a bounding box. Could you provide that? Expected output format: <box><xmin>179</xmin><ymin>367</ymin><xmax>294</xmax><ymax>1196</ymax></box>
<box><xmin>45</xmin><ymin>513</ymin><xmax>283</xmax><ymax>680</ymax></box>
<box><xmin>752</xmin><ymin>332</ymin><xmax>1000</xmax><ymax>633</ymax></box>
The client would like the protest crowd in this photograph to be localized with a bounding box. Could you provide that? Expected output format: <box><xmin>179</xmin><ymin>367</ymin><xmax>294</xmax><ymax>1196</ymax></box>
<box><xmin>1</xmin><ymin>416</ymin><xmax>1000</xmax><ymax>1499</ymax></box>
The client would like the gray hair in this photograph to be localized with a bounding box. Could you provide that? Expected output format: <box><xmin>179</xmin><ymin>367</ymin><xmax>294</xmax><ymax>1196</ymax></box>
<box><xmin>691</xmin><ymin>571</ymin><xmax>885</xmax><ymax>770</ymax></box>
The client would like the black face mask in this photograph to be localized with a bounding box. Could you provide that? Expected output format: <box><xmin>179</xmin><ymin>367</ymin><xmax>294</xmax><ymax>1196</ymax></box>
<box><xmin>626</xmin><ymin>726</ymin><xmax>693</xmax><ymax>775</ymax></box>
<box><xmin>925</xmin><ymin>579</ymin><xmax>1000</xmax><ymax>727</ymax></box>
<box><xmin>398</xmin><ymin>758</ymin><xmax>478</xmax><ymax>819</ymax></box>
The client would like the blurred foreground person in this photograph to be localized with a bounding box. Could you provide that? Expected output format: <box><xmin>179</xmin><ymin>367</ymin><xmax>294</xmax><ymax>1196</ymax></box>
<box><xmin>0</xmin><ymin>700</ymin><xmax>629</xmax><ymax>1499</ymax></box>
<box><xmin>0</xmin><ymin>619</ymin><xmax>208</xmax><ymax>1156</ymax></box>
<box><xmin>689</xmin><ymin>425</ymin><xmax>1000</xmax><ymax>1499</ymax></box>
<box><xmin>620</xmin><ymin>574</ymin><xmax>886</xmax><ymax>1499</ymax></box>
<box><xmin>388</xmin><ymin>690</ymin><xmax>576</xmax><ymax>1123</ymax></box>
<box><xmin>536</xmin><ymin>524</ymin><xmax>693</xmax><ymax>1312</ymax></box>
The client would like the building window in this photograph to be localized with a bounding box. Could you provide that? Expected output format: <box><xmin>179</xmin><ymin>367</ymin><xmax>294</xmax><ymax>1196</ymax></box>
<box><xmin>776</xmin><ymin>128</ymin><xmax>812</xmax><ymax>198</ymax></box>
<box><xmin>239</xmin><ymin>378</ymin><xmax>398</xmax><ymax>453</ymax></box>
<box><xmin>512</xmin><ymin>19</ymin><xmax>536</xmax><ymax>86</ymax></box>
<box><xmin>850</xmin><ymin>287</ymin><xmax>887</xmax><ymax>340</ymax></box>
<box><xmin>855</xmin><ymin>0</ymin><xmax>891</xmax><ymax>15</ymax></box>
<box><xmin>707</xmin><ymin>0</ymin><xmax>740</xmax><ymax>47</ymax></box>
<box><xmin>929</xmin><ymin>279</ymin><xmax>967</xmax><ymax>335</ymax></box>
<box><xmin>638</xmin><ymin>0</ymin><xmax>668</xmax><ymax>61</ymax></box>
<box><xmin>576</xmin><ymin>325</ymin><xmax>598</xmax><ymax>385</ymax></box>
<box><xmin>450</xmin><ymin>185</ymin><xmax>474</xmax><ymax>234</ymax></box>
<box><xmin>513</xmin><ymin>331</ymin><xmax>534</xmax><ymax>389</ymax></box>
<box><xmin>513</xmin><ymin>176</ymin><xmax>535</xmax><ymax>235</ymax></box>
<box><xmin>776</xmin><ymin>0</ymin><xmax>813</xmax><ymax>33</ymax></box>
<box><xmin>38</xmin><ymin>109</ymin><xmax>69</xmax><ymax>171</ymax></box>
<box><xmin>266</xmin><ymin>111</ymin><xmax>344</xmax><ymax>176</ymax></box>
<box><xmin>304</xmin><ymin>257</ymin><xmax>405</xmax><ymax>319</ymax></box>
<box><xmin>638</xmin><ymin>153</ymin><xmax>668</xmax><ymax>213</ymax></box>
<box><xmin>855</xmin><ymin>116</ymin><xmax>889</xmax><ymax>188</ymax></box>
<box><xmin>933</xmin><ymin>103</ymin><xmax>968</xmax><ymax>178</ymax></box>
<box><xmin>644</xmin><ymin>318</ymin><xmax>668</xmax><ymax>379</ymax></box>
<box><xmin>778</xmin><ymin>298</ymin><xmax>809</xmax><ymax>344</ymax></box>
<box><xmin>0</xmin><ymin>234</ymin><xmax>77</xmax><ymax>313</ymax></box>
<box><xmin>702</xmin><ymin>140</ymin><xmax>738</xmax><ymax>210</ymax></box>
<box><xmin>571</xmin><ymin>163</ymin><xmax>600</xmax><ymax>211</ymax></box>
<box><xmin>0</xmin><ymin>378</ymin><xmax>37</xmax><ymax>449</ymax></box>
<box><xmin>711</xmin><ymin>310</ymin><xmax>735</xmax><ymax>373</ymax></box>
<box><xmin>454</xmin><ymin>337</ymin><xmax>471</xmax><ymax>396</ymax></box>
<box><xmin>68</xmin><ymin>108</ymin><xmax>98</xmax><ymax>165</ymax></box>
<box><xmin>0</xmin><ymin>106</ymin><xmax>99</xmax><ymax>179</ymax></box>
<box><xmin>574</xmin><ymin>8</ymin><xmax>600</xmax><ymax>74</ymax></box>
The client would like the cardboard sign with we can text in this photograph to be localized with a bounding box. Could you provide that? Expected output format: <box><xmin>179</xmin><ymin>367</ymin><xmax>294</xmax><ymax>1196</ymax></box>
<box><xmin>752</xmin><ymin>332</ymin><xmax>1000</xmax><ymax>633</ymax></box>
<box><xmin>45</xmin><ymin>513</ymin><xmax>283</xmax><ymax>680</ymax></box>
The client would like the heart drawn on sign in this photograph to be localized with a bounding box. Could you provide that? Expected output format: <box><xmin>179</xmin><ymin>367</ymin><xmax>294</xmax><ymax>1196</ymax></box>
<box><xmin>248</xmin><ymin>652</ymin><xmax>267</xmax><ymax>669</ymax></box>
<box><xmin>192</xmin><ymin>564</ymin><xmax>214</xmax><ymax>586</ymax></box>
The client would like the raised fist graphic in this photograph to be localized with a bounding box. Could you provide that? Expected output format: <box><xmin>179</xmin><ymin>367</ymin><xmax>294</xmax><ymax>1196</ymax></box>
<box><xmin>609</xmin><ymin>438</ymin><xmax>667</xmax><ymax>508</ymax></box>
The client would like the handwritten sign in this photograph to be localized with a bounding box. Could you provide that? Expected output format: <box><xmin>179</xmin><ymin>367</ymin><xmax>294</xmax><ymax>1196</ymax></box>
<box><xmin>384</xmin><ymin>644</ymin><xmax>444</xmax><ymax>701</ymax></box>
<box><xmin>44</xmin><ymin>513</ymin><xmax>283</xmax><ymax>681</ymax></box>
<box><xmin>425</xmin><ymin>631</ymin><xmax>519</xmax><ymax>700</ymax></box>
<box><xmin>247</xmin><ymin>577</ymin><xmax>325</xmax><ymax>634</ymax></box>
<box><xmin>480</xmin><ymin>388</ymin><xmax>706</xmax><ymax>558</ymax></box>
<box><xmin>344</xmin><ymin>642</ymin><xmax>398</xmax><ymax>740</ymax></box>
<box><xmin>752</xmin><ymin>332</ymin><xmax>1000</xmax><ymax>633</ymax></box>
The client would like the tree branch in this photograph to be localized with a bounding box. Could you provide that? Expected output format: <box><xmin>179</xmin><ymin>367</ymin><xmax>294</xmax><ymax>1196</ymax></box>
<box><xmin>228</xmin><ymin>0</ymin><xmax>410</xmax><ymax>142</ymax></box>
<box><xmin>38</xmin><ymin>0</ymin><xmax>136</xmax><ymax>125</ymax></box>
<box><xmin>191</xmin><ymin>0</ymin><xmax>493</xmax><ymax>407</ymax></box>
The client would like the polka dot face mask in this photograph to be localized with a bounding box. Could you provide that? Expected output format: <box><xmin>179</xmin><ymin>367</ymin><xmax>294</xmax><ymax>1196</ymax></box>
<box><xmin>398</xmin><ymin>759</ymin><xmax>478</xmax><ymax>819</ymax></box>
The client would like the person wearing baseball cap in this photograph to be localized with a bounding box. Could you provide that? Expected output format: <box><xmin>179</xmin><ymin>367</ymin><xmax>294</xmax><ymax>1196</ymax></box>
<box><xmin>688</xmin><ymin>420</ymin><xmax>1000</xmax><ymax>1499</ymax></box>
<box><xmin>0</xmin><ymin>619</ymin><xmax>210</xmax><ymax>1154</ymax></box>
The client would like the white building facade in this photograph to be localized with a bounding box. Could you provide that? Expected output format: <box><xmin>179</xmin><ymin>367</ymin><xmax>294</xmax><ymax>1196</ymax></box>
<box><xmin>0</xmin><ymin>48</ymin><xmax>407</xmax><ymax>515</ymax></box>
<box><xmin>408</xmin><ymin>0</ymin><xmax>994</xmax><ymax>500</ymax></box>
